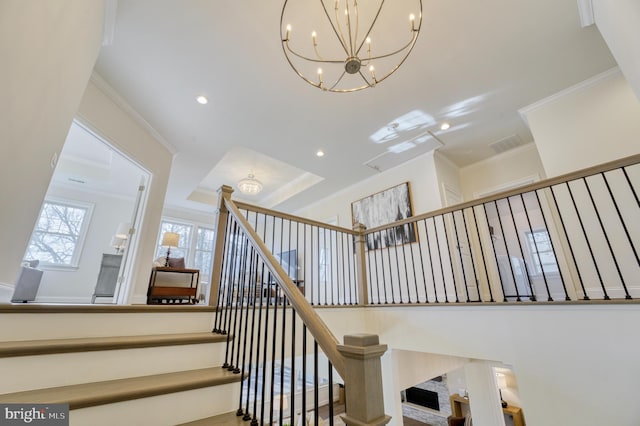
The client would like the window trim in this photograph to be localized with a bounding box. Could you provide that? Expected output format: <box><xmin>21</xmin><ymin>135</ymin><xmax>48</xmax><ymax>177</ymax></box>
<box><xmin>27</xmin><ymin>196</ymin><xmax>94</xmax><ymax>270</ymax></box>
<box><xmin>156</xmin><ymin>217</ymin><xmax>215</xmax><ymax>284</ymax></box>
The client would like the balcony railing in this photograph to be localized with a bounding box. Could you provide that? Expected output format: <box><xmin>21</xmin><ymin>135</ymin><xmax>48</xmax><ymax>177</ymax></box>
<box><xmin>219</xmin><ymin>154</ymin><xmax>638</xmax><ymax>307</ymax></box>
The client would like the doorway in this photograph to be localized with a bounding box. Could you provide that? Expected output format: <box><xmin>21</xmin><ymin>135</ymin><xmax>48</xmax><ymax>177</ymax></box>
<box><xmin>22</xmin><ymin>120</ymin><xmax>150</xmax><ymax>304</ymax></box>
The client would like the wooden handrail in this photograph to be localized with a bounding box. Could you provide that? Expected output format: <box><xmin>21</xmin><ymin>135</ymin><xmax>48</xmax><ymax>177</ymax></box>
<box><xmin>365</xmin><ymin>152</ymin><xmax>640</xmax><ymax>235</ymax></box>
<box><xmin>234</xmin><ymin>200</ymin><xmax>357</xmax><ymax>235</ymax></box>
<box><xmin>223</xmin><ymin>197</ymin><xmax>347</xmax><ymax>377</ymax></box>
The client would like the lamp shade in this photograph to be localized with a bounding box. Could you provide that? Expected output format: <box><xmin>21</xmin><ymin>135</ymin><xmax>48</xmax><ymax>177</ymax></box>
<box><xmin>161</xmin><ymin>232</ymin><xmax>180</xmax><ymax>247</ymax></box>
<box><xmin>115</xmin><ymin>222</ymin><xmax>131</xmax><ymax>239</ymax></box>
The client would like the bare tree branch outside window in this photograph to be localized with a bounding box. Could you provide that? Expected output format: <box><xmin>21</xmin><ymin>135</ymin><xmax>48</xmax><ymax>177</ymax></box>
<box><xmin>25</xmin><ymin>201</ymin><xmax>89</xmax><ymax>266</ymax></box>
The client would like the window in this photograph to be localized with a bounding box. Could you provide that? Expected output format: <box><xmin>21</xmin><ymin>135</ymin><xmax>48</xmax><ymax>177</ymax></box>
<box><xmin>525</xmin><ymin>229</ymin><xmax>559</xmax><ymax>275</ymax></box>
<box><xmin>156</xmin><ymin>221</ymin><xmax>193</xmax><ymax>260</ymax></box>
<box><xmin>25</xmin><ymin>199</ymin><xmax>93</xmax><ymax>268</ymax></box>
<box><xmin>155</xmin><ymin>219</ymin><xmax>215</xmax><ymax>284</ymax></box>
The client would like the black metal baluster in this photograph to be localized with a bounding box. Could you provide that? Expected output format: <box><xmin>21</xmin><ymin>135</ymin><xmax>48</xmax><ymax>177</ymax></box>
<box><xmin>328</xmin><ymin>360</ymin><xmax>334</xmax><ymax>426</ymax></box>
<box><xmin>424</xmin><ymin>219</ymin><xmax>439</xmax><ymax>303</ymax></box>
<box><xmin>384</xmin><ymin>228</ymin><xmax>397</xmax><ymax>304</ymax></box>
<box><xmin>223</xmin><ymin>222</ymin><xmax>242</xmax><ymax>367</ymax></box>
<box><xmin>250</xmin><ymin>261</ymin><xmax>266</xmax><ymax>426</ymax></box>
<box><xmin>483</xmin><ymin>203</ymin><xmax>508</xmax><ymax>302</ymax></box>
<box><xmin>290</xmin><ymin>307</ymin><xmax>296</xmax><ymax>425</ymax></box>
<box><xmin>622</xmin><ymin>166</ymin><xmax>640</xmax><ymax>208</ymax></box>
<box><xmin>451</xmin><ymin>210</ymin><xmax>471</xmax><ymax>303</ymax></box>
<box><xmin>601</xmin><ymin>172</ymin><xmax>640</xmax><ymax>267</ymax></box>
<box><xmin>520</xmin><ymin>193</ymin><xmax>552</xmax><ymax>301</ymax></box>
<box><xmin>313</xmin><ymin>340</ymin><xmax>319</xmax><ymax>426</ymax></box>
<box><xmin>443</xmin><ymin>212</ymin><xmax>461</xmax><ymax>303</ymax></box>
<box><xmin>216</xmin><ymin>217</ymin><xmax>234</xmax><ymax>334</ymax></box>
<box><xmin>460</xmin><ymin>208</ymin><xmax>482</xmax><ymax>302</ymax></box>
<box><xmin>233</xmin><ymin>233</ymin><xmax>251</xmax><ymax>373</ymax></box>
<box><xmin>565</xmin><ymin>181</ymin><xmax>609</xmax><ymax>299</ymax></box>
<box><xmin>493</xmin><ymin>200</ymin><xmax>522</xmax><ymax>301</ymax></box>
<box><xmin>340</xmin><ymin>232</ymin><xmax>347</xmax><ymax>305</ymax></box>
<box><xmin>259</xmin><ymin>271</ymin><xmax>273</xmax><ymax>425</ymax></box>
<box><xmin>302</xmin><ymin>324</ymin><xmax>308</xmax><ymax>424</ymax></box>
<box><xmin>372</xmin><ymin>233</ymin><xmax>383</xmax><ymax>304</ymax></box>
<box><xmin>390</xmin><ymin>227</ymin><xmax>405</xmax><ymax>303</ymax></box>
<box><xmin>548</xmin><ymin>185</ymin><xmax>588</xmax><ymax>300</ymax></box>
<box><xmin>407</xmin><ymin>222</ymin><xmax>420</xmax><ymax>304</ymax></box>
<box><xmin>433</xmin><ymin>216</ymin><xmax>450</xmax><ymax>303</ymax></box>
<box><xmin>399</xmin><ymin>224</ymin><xmax>413</xmax><ymax>303</ymax></box>
<box><xmin>415</xmin><ymin>220</ymin><xmax>429</xmax><ymax>303</ymax></box>
<box><xmin>533</xmin><ymin>189</ymin><xmax>571</xmax><ymax>301</ymax></box>
<box><xmin>239</xmin><ymin>249</ymin><xmax>258</xmax><ymax>418</ymax></box>
<box><xmin>279</xmin><ymin>295</ymin><xmax>287</xmax><ymax>426</ymax></box>
<box><xmin>213</xmin><ymin>215</ymin><xmax>233</xmax><ymax>333</ymax></box>
<box><xmin>268</xmin><ymin>286</ymin><xmax>280</xmax><ymax>425</ymax></box>
<box><xmin>583</xmin><ymin>177</ymin><xmax>630</xmax><ymax>299</ymax></box>
<box><xmin>470</xmin><ymin>206</ymin><xmax>493</xmax><ymax>302</ymax></box>
<box><xmin>347</xmin><ymin>233</ymin><xmax>356</xmax><ymax>305</ymax></box>
<box><xmin>323</xmin><ymin>227</ymin><xmax>328</xmax><ymax>305</ymax></box>
<box><xmin>505</xmin><ymin>197</ymin><xmax>536</xmax><ymax>301</ymax></box>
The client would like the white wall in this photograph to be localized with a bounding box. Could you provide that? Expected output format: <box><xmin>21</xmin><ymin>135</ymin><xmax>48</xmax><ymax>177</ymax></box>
<box><xmin>35</xmin><ymin>185</ymin><xmax>135</xmax><ymax>303</ymax></box>
<box><xmin>294</xmin><ymin>151</ymin><xmax>443</xmax><ymax>226</ymax></box>
<box><xmin>592</xmin><ymin>0</ymin><xmax>640</xmax><ymax>101</ymax></box>
<box><xmin>0</xmin><ymin>1</ymin><xmax>105</xmax><ymax>290</ymax></box>
<box><xmin>316</xmin><ymin>304</ymin><xmax>640</xmax><ymax>426</ymax></box>
<box><xmin>521</xmin><ymin>69</ymin><xmax>640</xmax><ymax>177</ymax></box>
<box><xmin>458</xmin><ymin>143</ymin><xmax>545</xmax><ymax>201</ymax></box>
<box><xmin>76</xmin><ymin>78</ymin><xmax>174</xmax><ymax>304</ymax></box>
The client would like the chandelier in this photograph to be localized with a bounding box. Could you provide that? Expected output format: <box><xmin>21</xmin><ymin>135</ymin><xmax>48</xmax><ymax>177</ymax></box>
<box><xmin>237</xmin><ymin>174</ymin><xmax>263</xmax><ymax>195</ymax></box>
<box><xmin>280</xmin><ymin>0</ymin><xmax>422</xmax><ymax>93</ymax></box>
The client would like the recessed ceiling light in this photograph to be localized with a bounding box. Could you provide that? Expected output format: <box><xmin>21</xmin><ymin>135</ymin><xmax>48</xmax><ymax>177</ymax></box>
<box><xmin>440</xmin><ymin>122</ymin><xmax>451</xmax><ymax>131</ymax></box>
<box><xmin>316</xmin><ymin>150</ymin><xmax>325</xmax><ymax>157</ymax></box>
<box><xmin>196</xmin><ymin>95</ymin><xmax>208</xmax><ymax>105</ymax></box>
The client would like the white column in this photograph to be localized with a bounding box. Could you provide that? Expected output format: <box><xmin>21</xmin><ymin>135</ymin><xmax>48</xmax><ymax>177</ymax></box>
<box><xmin>464</xmin><ymin>361</ymin><xmax>505</xmax><ymax>426</ymax></box>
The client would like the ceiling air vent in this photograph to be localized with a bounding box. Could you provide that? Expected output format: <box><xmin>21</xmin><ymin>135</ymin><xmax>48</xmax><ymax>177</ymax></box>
<box><xmin>489</xmin><ymin>134</ymin><xmax>524</xmax><ymax>154</ymax></box>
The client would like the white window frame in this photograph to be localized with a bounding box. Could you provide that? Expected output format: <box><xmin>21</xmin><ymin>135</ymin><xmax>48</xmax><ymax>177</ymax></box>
<box><xmin>524</xmin><ymin>228</ymin><xmax>559</xmax><ymax>276</ymax></box>
<box><xmin>26</xmin><ymin>197</ymin><xmax>94</xmax><ymax>270</ymax></box>
<box><xmin>155</xmin><ymin>217</ymin><xmax>215</xmax><ymax>284</ymax></box>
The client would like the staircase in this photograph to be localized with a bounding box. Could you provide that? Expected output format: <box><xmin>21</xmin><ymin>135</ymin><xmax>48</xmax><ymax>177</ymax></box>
<box><xmin>0</xmin><ymin>305</ymin><xmax>246</xmax><ymax>426</ymax></box>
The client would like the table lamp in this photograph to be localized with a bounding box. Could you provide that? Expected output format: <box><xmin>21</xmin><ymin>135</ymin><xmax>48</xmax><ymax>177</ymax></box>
<box><xmin>161</xmin><ymin>232</ymin><xmax>180</xmax><ymax>267</ymax></box>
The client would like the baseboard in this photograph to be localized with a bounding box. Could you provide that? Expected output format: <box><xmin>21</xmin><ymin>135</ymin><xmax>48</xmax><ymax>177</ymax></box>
<box><xmin>0</xmin><ymin>282</ymin><xmax>14</xmax><ymax>303</ymax></box>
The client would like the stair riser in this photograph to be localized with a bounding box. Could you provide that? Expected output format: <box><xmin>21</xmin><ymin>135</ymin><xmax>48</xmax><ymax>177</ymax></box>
<box><xmin>0</xmin><ymin>312</ymin><xmax>215</xmax><ymax>341</ymax></box>
<box><xmin>0</xmin><ymin>343</ymin><xmax>226</xmax><ymax>394</ymax></box>
<box><xmin>69</xmin><ymin>382</ymin><xmax>241</xmax><ymax>426</ymax></box>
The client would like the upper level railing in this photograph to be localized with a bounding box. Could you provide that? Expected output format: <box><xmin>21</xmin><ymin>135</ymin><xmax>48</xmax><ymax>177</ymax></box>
<box><xmin>362</xmin><ymin>154</ymin><xmax>639</xmax><ymax>304</ymax></box>
<box><xmin>222</xmin><ymin>153</ymin><xmax>639</xmax><ymax>308</ymax></box>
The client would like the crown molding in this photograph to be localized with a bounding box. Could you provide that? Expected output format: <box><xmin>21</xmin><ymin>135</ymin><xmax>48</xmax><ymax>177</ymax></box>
<box><xmin>518</xmin><ymin>67</ymin><xmax>621</xmax><ymax>127</ymax></box>
<box><xmin>89</xmin><ymin>71</ymin><xmax>177</xmax><ymax>155</ymax></box>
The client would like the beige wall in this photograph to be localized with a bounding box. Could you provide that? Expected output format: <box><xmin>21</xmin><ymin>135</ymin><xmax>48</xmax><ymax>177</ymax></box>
<box><xmin>76</xmin><ymin>78</ymin><xmax>174</xmax><ymax>304</ymax></box>
<box><xmin>592</xmin><ymin>0</ymin><xmax>640</xmax><ymax>101</ymax></box>
<box><xmin>522</xmin><ymin>69</ymin><xmax>640</xmax><ymax>177</ymax></box>
<box><xmin>0</xmin><ymin>1</ymin><xmax>105</xmax><ymax>289</ymax></box>
<box><xmin>294</xmin><ymin>151</ymin><xmax>443</xmax><ymax>226</ymax></box>
<box><xmin>458</xmin><ymin>143</ymin><xmax>545</xmax><ymax>201</ymax></box>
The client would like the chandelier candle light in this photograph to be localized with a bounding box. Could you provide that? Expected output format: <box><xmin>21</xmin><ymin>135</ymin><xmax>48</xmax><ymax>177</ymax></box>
<box><xmin>281</xmin><ymin>0</ymin><xmax>422</xmax><ymax>92</ymax></box>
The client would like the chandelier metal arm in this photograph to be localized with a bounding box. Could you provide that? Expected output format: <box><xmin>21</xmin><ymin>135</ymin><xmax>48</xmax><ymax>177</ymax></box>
<box><xmin>363</xmin><ymin>31</ymin><xmax>419</xmax><ymax>62</ymax></box>
<box><xmin>354</xmin><ymin>0</ymin><xmax>386</xmax><ymax>56</ymax></box>
<box><xmin>283</xmin><ymin>40</ymin><xmax>345</xmax><ymax>64</ymax></box>
<box><xmin>320</xmin><ymin>0</ymin><xmax>349</xmax><ymax>57</ymax></box>
<box><xmin>345</xmin><ymin>0</ymin><xmax>355</xmax><ymax>56</ymax></box>
<box><xmin>327</xmin><ymin>70</ymin><xmax>348</xmax><ymax>91</ymax></box>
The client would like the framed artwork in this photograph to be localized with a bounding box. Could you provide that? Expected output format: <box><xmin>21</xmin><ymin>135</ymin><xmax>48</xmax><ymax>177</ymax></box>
<box><xmin>351</xmin><ymin>182</ymin><xmax>417</xmax><ymax>250</ymax></box>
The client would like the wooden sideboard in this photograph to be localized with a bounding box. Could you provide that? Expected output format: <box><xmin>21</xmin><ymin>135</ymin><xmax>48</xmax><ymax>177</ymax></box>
<box><xmin>147</xmin><ymin>267</ymin><xmax>200</xmax><ymax>304</ymax></box>
<box><xmin>450</xmin><ymin>393</ymin><xmax>525</xmax><ymax>426</ymax></box>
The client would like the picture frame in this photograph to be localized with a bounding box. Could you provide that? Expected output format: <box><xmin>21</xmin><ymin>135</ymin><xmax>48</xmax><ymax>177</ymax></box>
<box><xmin>351</xmin><ymin>182</ymin><xmax>417</xmax><ymax>250</ymax></box>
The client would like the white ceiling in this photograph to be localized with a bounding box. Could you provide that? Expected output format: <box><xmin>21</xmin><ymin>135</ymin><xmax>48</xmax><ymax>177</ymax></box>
<box><xmin>93</xmin><ymin>0</ymin><xmax>616</xmax><ymax>213</ymax></box>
